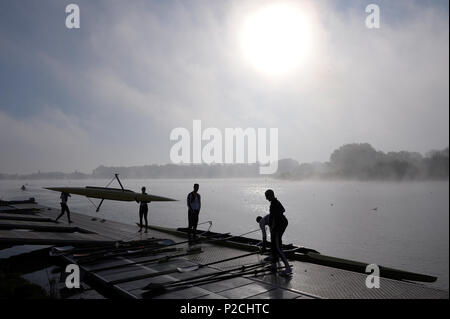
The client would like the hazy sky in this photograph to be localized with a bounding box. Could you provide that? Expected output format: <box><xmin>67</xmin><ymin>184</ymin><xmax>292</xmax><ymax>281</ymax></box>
<box><xmin>0</xmin><ymin>0</ymin><xmax>448</xmax><ymax>174</ymax></box>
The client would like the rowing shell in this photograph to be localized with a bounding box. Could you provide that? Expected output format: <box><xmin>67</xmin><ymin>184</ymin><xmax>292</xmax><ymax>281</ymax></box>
<box><xmin>45</xmin><ymin>187</ymin><xmax>177</xmax><ymax>202</ymax></box>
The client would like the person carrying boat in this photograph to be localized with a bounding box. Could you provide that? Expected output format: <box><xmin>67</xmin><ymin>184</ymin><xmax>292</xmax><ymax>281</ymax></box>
<box><xmin>187</xmin><ymin>183</ymin><xmax>201</xmax><ymax>243</ymax></box>
<box><xmin>256</xmin><ymin>215</ymin><xmax>270</xmax><ymax>253</ymax></box>
<box><xmin>265</xmin><ymin>189</ymin><xmax>292</xmax><ymax>277</ymax></box>
<box><xmin>137</xmin><ymin>187</ymin><xmax>149</xmax><ymax>233</ymax></box>
<box><xmin>55</xmin><ymin>192</ymin><xmax>73</xmax><ymax>224</ymax></box>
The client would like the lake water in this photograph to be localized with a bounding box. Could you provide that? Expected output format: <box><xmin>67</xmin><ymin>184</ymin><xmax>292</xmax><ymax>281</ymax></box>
<box><xmin>1</xmin><ymin>179</ymin><xmax>448</xmax><ymax>291</ymax></box>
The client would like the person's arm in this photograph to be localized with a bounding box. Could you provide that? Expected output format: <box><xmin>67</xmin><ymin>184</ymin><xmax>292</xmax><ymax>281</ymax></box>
<box><xmin>198</xmin><ymin>194</ymin><xmax>201</xmax><ymax>211</ymax></box>
<box><xmin>269</xmin><ymin>204</ymin><xmax>277</xmax><ymax>231</ymax></box>
<box><xmin>259</xmin><ymin>221</ymin><xmax>267</xmax><ymax>242</ymax></box>
<box><xmin>187</xmin><ymin>193</ymin><xmax>192</xmax><ymax>210</ymax></box>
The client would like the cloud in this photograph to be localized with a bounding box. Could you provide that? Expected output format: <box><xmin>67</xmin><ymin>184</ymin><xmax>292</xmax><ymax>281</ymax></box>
<box><xmin>0</xmin><ymin>0</ymin><xmax>448</xmax><ymax>172</ymax></box>
<box><xmin>0</xmin><ymin>108</ymin><xmax>95</xmax><ymax>173</ymax></box>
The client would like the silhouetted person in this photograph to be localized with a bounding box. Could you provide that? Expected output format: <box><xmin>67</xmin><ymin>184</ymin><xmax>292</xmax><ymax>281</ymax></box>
<box><xmin>55</xmin><ymin>192</ymin><xmax>72</xmax><ymax>224</ymax></box>
<box><xmin>265</xmin><ymin>189</ymin><xmax>291</xmax><ymax>277</ymax></box>
<box><xmin>187</xmin><ymin>183</ymin><xmax>201</xmax><ymax>242</ymax></box>
<box><xmin>138</xmin><ymin>187</ymin><xmax>149</xmax><ymax>233</ymax></box>
<box><xmin>256</xmin><ymin>215</ymin><xmax>270</xmax><ymax>253</ymax></box>
<box><xmin>21</xmin><ymin>185</ymin><xmax>26</xmax><ymax>191</ymax></box>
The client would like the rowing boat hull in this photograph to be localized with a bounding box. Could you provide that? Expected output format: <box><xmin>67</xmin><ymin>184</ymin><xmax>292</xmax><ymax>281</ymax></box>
<box><xmin>45</xmin><ymin>187</ymin><xmax>177</xmax><ymax>202</ymax></box>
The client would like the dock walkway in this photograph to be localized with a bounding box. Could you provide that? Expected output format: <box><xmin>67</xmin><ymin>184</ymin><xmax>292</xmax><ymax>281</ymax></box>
<box><xmin>0</xmin><ymin>199</ymin><xmax>448</xmax><ymax>299</ymax></box>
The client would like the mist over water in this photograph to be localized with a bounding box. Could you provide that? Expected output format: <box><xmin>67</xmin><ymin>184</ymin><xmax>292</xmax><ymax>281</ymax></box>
<box><xmin>1</xmin><ymin>178</ymin><xmax>448</xmax><ymax>291</ymax></box>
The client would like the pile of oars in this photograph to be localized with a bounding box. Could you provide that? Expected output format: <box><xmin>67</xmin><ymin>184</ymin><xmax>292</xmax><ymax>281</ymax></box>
<box><xmin>75</xmin><ymin>229</ymin><xmax>247</xmax><ymax>265</ymax></box>
<box><xmin>92</xmin><ymin>246</ymin><xmax>205</xmax><ymax>273</ymax></box>
<box><xmin>82</xmin><ymin>230</ymin><xmax>232</xmax><ymax>264</ymax></box>
<box><xmin>75</xmin><ymin>239</ymin><xmax>180</xmax><ymax>264</ymax></box>
<box><xmin>141</xmin><ymin>262</ymin><xmax>288</xmax><ymax>298</ymax></box>
<box><xmin>49</xmin><ymin>238</ymin><xmax>164</xmax><ymax>256</ymax></box>
<box><xmin>109</xmin><ymin>251</ymin><xmax>263</xmax><ymax>285</ymax></box>
<box><xmin>54</xmin><ymin>229</ymin><xmax>239</xmax><ymax>265</ymax></box>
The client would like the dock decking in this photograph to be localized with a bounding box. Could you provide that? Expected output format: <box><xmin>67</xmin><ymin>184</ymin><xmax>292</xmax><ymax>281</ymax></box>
<box><xmin>0</xmin><ymin>199</ymin><xmax>448</xmax><ymax>299</ymax></box>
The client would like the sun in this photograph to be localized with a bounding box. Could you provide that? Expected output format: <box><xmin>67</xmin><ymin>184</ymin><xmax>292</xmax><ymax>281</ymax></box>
<box><xmin>241</xmin><ymin>3</ymin><xmax>313</xmax><ymax>76</ymax></box>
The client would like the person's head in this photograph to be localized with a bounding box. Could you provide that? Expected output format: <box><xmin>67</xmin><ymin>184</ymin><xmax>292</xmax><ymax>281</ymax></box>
<box><xmin>193</xmin><ymin>183</ymin><xmax>199</xmax><ymax>192</ymax></box>
<box><xmin>265</xmin><ymin>189</ymin><xmax>275</xmax><ymax>201</ymax></box>
<box><xmin>256</xmin><ymin>216</ymin><xmax>262</xmax><ymax>223</ymax></box>
<box><xmin>141</xmin><ymin>186</ymin><xmax>146</xmax><ymax>193</ymax></box>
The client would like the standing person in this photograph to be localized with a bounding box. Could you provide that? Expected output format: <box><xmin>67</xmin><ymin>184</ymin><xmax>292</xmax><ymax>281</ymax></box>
<box><xmin>265</xmin><ymin>189</ymin><xmax>292</xmax><ymax>277</ymax></box>
<box><xmin>256</xmin><ymin>215</ymin><xmax>270</xmax><ymax>253</ymax></box>
<box><xmin>138</xmin><ymin>187</ymin><xmax>149</xmax><ymax>233</ymax></box>
<box><xmin>55</xmin><ymin>192</ymin><xmax>72</xmax><ymax>224</ymax></box>
<box><xmin>187</xmin><ymin>183</ymin><xmax>201</xmax><ymax>243</ymax></box>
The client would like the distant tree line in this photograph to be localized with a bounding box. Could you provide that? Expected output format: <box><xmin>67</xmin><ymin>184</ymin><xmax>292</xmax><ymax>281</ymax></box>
<box><xmin>276</xmin><ymin>144</ymin><xmax>449</xmax><ymax>181</ymax></box>
<box><xmin>0</xmin><ymin>171</ymin><xmax>90</xmax><ymax>180</ymax></box>
<box><xmin>1</xmin><ymin>144</ymin><xmax>448</xmax><ymax>181</ymax></box>
<box><xmin>91</xmin><ymin>163</ymin><xmax>260</xmax><ymax>179</ymax></box>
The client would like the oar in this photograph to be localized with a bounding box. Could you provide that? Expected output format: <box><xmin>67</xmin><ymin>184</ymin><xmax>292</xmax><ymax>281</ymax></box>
<box><xmin>294</xmin><ymin>247</ymin><xmax>320</xmax><ymax>254</ymax></box>
<box><xmin>143</xmin><ymin>220</ymin><xmax>213</xmax><ymax>236</ymax></box>
<box><xmin>72</xmin><ymin>239</ymin><xmax>175</xmax><ymax>259</ymax></box>
<box><xmin>142</xmin><ymin>261</ymin><xmax>267</xmax><ymax>291</ymax></box>
<box><xmin>73</xmin><ymin>238</ymin><xmax>163</xmax><ymax>252</ymax></box>
<box><xmin>139</xmin><ymin>226</ymin><xmax>231</xmax><ymax>249</ymax></box>
<box><xmin>91</xmin><ymin>247</ymin><xmax>204</xmax><ymax>273</ymax></box>
<box><xmin>203</xmin><ymin>229</ymin><xmax>261</xmax><ymax>244</ymax></box>
<box><xmin>76</xmin><ymin>239</ymin><xmax>175</xmax><ymax>257</ymax></box>
<box><xmin>162</xmin><ymin>264</ymin><xmax>288</xmax><ymax>290</ymax></box>
<box><xmin>142</xmin><ymin>262</ymin><xmax>282</xmax><ymax>295</ymax></box>
<box><xmin>60</xmin><ymin>238</ymin><xmax>168</xmax><ymax>258</ymax></box>
<box><xmin>73</xmin><ymin>241</ymin><xmax>167</xmax><ymax>260</ymax></box>
<box><xmin>177</xmin><ymin>251</ymin><xmax>261</xmax><ymax>272</ymax></box>
<box><xmin>110</xmin><ymin>252</ymin><xmax>259</xmax><ymax>285</ymax></box>
<box><xmin>104</xmin><ymin>227</ymin><xmax>261</xmax><ymax>266</ymax></box>
<box><xmin>77</xmin><ymin>246</ymin><xmax>182</xmax><ymax>265</ymax></box>
<box><xmin>109</xmin><ymin>250</ymin><xmax>262</xmax><ymax>285</ymax></box>
<box><xmin>160</xmin><ymin>228</ymin><xmax>259</xmax><ymax>249</ymax></box>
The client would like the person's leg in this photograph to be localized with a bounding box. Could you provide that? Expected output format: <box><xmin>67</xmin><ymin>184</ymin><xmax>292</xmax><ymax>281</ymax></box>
<box><xmin>275</xmin><ymin>232</ymin><xmax>291</xmax><ymax>272</ymax></box>
<box><xmin>192</xmin><ymin>210</ymin><xmax>199</xmax><ymax>240</ymax></box>
<box><xmin>138</xmin><ymin>209</ymin><xmax>143</xmax><ymax>232</ymax></box>
<box><xmin>144</xmin><ymin>209</ymin><xmax>148</xmax><ymax>233</ymax></box>
<box><xmin>55</xmin><ymin>204</ymin><xmax>65</xmax><ymax>222</ymax></box>
<box><xmin>65</xmin><ymin>205</ymin><xmax>72</xmax><ymax>223</ymax></box>
<box><xmin>279</xmin><ymin>221</ymin><xmax>286</xmax><ymax>247</ymax></box>
<box><xmin>188</xmin><ymin>210</ymin><xmax>193</xmax><ymax>241</ymax></box>
<box><xmin>272</xmin><ymin>232</ymin><xmax>290</xmax><ymax>272</ymax></box>
<box><xmin>276</xmin><ymin>220</ymin><xmax>291</xmax><ymax>274</ymax></box>
<box><xmin>270</xmin><ymin>230</ymin><xmax>279</xmax><ymax>270</ymax></box>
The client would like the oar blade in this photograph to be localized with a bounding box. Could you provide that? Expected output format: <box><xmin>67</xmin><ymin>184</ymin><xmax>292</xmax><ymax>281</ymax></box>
<box><xmin>157</xmin><ymin>256</ymin><xmax>171</xmax><ymax>263</ymax></box>
<box><xmin>157</xmin><ymin>239</ymin><xmax>176</xmax><ymax>246</ymax></box>
<box><xmin>187</xmin><ymin>246</ymin><xmax>202</xmax><ymax>253</ymax></box>
<box><xmin>143</xmin><ymin>282</ymin><xmax>166</xmax><ymax>292</ymax></box>
<box><xmin>177</xmin><ymin>265</ymin><xmax>199</xmax><ymax>273</ymax></box>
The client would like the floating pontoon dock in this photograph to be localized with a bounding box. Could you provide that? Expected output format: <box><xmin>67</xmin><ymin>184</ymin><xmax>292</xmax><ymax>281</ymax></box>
<box><xmin>0</xmin><ymin>198</ymin><xmax>448</xmax><ymax>299</ymax></box>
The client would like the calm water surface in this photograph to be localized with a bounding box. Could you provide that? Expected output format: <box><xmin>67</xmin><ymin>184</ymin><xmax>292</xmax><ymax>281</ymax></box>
<box><xmin>1</xmin><ymin>179</ymin><xmax>448</xmax><ymax>290</ymax></box>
